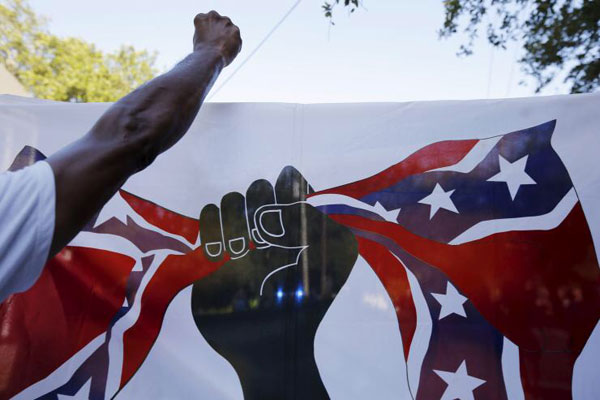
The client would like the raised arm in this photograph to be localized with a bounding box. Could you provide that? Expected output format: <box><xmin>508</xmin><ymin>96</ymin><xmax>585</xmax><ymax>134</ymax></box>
<box><xmin>46</xmin><ymin>11</ymin><xmax>242</xmax><ymax>257</ymax></box>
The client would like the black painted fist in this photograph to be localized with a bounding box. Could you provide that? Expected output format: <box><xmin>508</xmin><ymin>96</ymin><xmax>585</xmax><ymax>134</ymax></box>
<box><xmin>191</xmin><ymin>166</ymin><xmax>358</xmax><ymax>400</ymax></box>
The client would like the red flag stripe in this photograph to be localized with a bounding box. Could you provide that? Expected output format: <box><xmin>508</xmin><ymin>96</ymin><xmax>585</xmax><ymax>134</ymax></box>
<box><xmin>119</xmin><ymin>248</ymin><xmax>226</xmax><ymax>389</ymax></box>
<box><xmin>356</xmin><ymin>236</ymin><xmax>417</xmax><ymax>359</ymax></box>
<box><xmin>313</xmin><ymin>139</ymin><xmax>478</xmax><ymax>199</ymax></box>
<box><xmin>120</xmin><ymin>190</ymin><xmax>199</xmax><ymax>244</ymax></box>
<box><xmin>0</xmin><ymin>247</ymin><xmax>135</xmax><ymax>399</ymax></box>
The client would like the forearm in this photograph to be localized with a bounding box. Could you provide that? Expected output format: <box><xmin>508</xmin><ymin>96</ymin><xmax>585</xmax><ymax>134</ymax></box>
<box><xmin>90</xmin><ymin>47</ymin><xmax>225</xmax><ymax>163</ymax></box>
<box><xmin>46</xmin><ymin>47</ymin><xmax>224</xmax><ymax>257</ymax></box>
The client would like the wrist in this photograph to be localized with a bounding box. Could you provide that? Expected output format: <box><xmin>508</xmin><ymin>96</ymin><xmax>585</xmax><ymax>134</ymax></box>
<box><xmin>193</xmin><ymin>43</ymin><xmax>227</xmax><ymax>69</ymax></box>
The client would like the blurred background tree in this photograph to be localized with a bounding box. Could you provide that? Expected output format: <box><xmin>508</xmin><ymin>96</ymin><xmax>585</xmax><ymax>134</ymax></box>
<box><xmin>324</xmin><ymin>0</ymin><xmax>600</xmax><ymax>93</ymax></box>
<box><xmin>0</xmin><ymin>0</ymin><xmax>157</xmax><ymax>102</ymax></box>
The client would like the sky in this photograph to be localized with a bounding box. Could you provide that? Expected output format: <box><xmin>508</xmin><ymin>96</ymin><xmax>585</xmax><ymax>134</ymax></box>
<box><xmin>28</xmin><ymin>0</ymin><xmax>569</xmax><ymax>103</ymax></box>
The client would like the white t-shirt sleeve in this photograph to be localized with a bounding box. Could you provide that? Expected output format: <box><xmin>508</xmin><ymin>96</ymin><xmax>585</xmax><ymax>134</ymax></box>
<box><xmin>0</xmin><ymin>160</ymin><xmax>55</xmax><ymax>302</ymax></box>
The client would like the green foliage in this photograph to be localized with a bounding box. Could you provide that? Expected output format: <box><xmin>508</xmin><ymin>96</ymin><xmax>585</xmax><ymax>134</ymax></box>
<box><xmin>441</xmin><ymin>0</ymin><xmax>600</xmax><ymax>93</ymax></box>
<box><xmin>324</xmin><ymin>0</ymin><xmax>600</xmax><ymax>93</ymax></box>
<box><xmin>0</xmin><ymin>0</ymin><xmax>158</xmax><ymax>102</ymax></box>
<box><xmin>322</xmin><ymin>0</ymin><xmax>360</xmax><ymax>24</ymax></box>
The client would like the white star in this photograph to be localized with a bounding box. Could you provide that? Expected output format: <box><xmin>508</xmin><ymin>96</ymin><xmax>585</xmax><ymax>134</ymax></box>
<box><xmin>418</xmin><ymin>183</ymin><xmax>459</xmax><ymax>219</ymax></box>
<box><xmin>431</xmin><ymin>282</ymin><xmax>468</xmax><ymax>320</ymax></box>
<box><xmin>373</xmin><ymin>201</ymin><xmax>401</xmax><ymax>222</ymax></box>
<box><xmin>487</xmin><ymin>154</ymin><xmax>536</xmax><ymax>200</ymax></box>
<box><xmin>57</xmin><ymin>378</ymin><xmax>91</xmax><ymax>400</ymax></box>
<box><xmin>434</xmin><ymin>360</ymin><xmax>486</xmax><ymax>400</ymax></box>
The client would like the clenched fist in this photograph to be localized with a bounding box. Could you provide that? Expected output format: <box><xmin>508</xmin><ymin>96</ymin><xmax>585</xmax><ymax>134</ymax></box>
<box><xmin>193</xmin><ymin>11</ymin><xmax>242</xmax><ymax>66</ymax></box>
<box><xmin>191</xmin><ymin>166</ymin><xmax>358</xmax><ymax>400</ymax></box>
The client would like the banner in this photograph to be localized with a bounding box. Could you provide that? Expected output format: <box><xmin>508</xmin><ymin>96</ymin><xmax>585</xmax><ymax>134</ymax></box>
<box><xmin>0</xmin><ymin>93</ymin><xmax>599</xmax><ymax>399</ymax></box>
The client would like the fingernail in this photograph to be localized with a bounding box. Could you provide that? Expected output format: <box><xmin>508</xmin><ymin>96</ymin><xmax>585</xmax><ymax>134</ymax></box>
<box><xmin>259</xmin><ymin>209</ymin><xmax>285</xmax><ymax>237</ymax></box>
<box><xmin>228</xmin><ymin>237</ymin><xmax>246</xmax><ymax>255</ymax></box>
<box><xmin>204</xmin><ymin>242</ymin><xmax>222</xmax><ymax>258</ymax></box>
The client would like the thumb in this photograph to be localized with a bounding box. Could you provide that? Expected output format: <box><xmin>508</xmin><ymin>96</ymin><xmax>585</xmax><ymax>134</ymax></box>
<box><xmin>254</xmin><ymin>202</ymin><xmax>316</xmax><ymax>248</ymax></box>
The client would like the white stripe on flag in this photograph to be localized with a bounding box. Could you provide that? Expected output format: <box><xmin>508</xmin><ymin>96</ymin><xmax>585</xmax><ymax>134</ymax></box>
<box><xmin>449</xmin><ymin>188</ymin><xmax>578</xmax><ymax>245</ymax></box>
<box><xmin>308</xmin><ymin>193</ymin><xmax>381</xmax><ymax>213</ymax></box>
<box><xmin>391</xmin><ymin>252</ymin><xmax>432</xmax><ymax>397</ymax></box>
<box><xmin>430</xmin><ymin>136</ymin><xmax>502</xmax><ymax>174</ymax></box>
<box><xmin>501</xmin><ymin>337</ymin><xmax>525</xmax><ymax>400</ymax></box>
<box><xmin>105</xmin><ymin>250</ymin><xmax>177</xmax><ymax>398</ymax></box>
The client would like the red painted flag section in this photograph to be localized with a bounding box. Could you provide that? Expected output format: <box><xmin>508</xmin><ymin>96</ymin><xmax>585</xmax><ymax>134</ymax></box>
<box><xmin>119</xmin><ymin>248</ymin><xmax>226</xmax><ymax>389</ymax></box>
<box><xmin>0</xmin><ymin>247</ymin><xmax>135</xmax><ymax>399</ymax></box>
<box><xmin>120</xmin><ymin>190</ymin><xmax>200</xmax><ymax>245</ymax></box>
<box><xmin>331</xmin><ymin>203</ymin><xmax>600</xmax><ymax>399</ymax></box>
<box><xmin>355</xmin><ymin>237</ymin><xmax>417</xmax><ymax>359</ymax></box>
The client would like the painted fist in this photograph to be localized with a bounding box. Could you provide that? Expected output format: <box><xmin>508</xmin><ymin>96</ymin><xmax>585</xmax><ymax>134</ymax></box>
<box><xmin>191</xmin><ymin>166</ymin><xmax>358</xmax><ymax>400</ymax></box>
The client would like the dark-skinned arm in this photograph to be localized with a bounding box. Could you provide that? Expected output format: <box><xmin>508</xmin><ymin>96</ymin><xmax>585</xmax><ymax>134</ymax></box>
<box><xmin>45</xmin><ymin>11</ymin><xmax>242</xmax><ymax>257</ymax></box>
